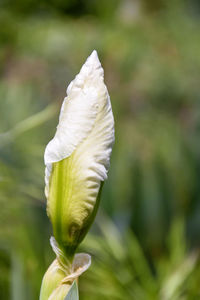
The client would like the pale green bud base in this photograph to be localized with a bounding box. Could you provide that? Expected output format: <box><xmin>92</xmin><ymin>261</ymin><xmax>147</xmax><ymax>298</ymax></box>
<box><xmin>47</xmin><ymin>156</ymin><xmax>104</xmax><ymax>257</ymax></box>
<box><xmin>40</xmin><ymin>237</ymin><xmax>91</xmax><ymax>300</ymax></box>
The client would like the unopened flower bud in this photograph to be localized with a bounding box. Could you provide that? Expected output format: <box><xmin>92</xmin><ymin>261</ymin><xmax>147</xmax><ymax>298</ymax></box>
<box><xmin>44</xmin><ymin>50</ymin><xmax>114</xmax><ymax>256</ymax></box>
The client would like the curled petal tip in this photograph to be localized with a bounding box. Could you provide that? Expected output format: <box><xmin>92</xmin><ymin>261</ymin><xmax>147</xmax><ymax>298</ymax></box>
<box><xmin>65</xmin><ymin>50</ymin><xmax>102</xmax><ymax>96</ymax></box>
<box><xmin>78</xmin><ymin>49</ymin><xmax>103</xmax><ymax>82</ymax></box>
<box><xmin>86</xmin><ymin>50</ymin><xmax>100</xmax><ymax>66</ymax></box>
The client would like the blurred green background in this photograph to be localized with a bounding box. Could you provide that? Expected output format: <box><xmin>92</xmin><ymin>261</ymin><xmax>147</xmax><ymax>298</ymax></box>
<box><xmin>1</xmin><ymin>0</ymin><xmax>200</xmax><ymax>299</ymax></box>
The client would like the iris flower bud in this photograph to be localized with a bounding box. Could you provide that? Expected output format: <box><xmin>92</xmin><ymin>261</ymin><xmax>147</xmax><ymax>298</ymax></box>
<box><xmin>44</xmin><ymin>50</ymin><xmax>114</xmax><ymax>258</ymax></box>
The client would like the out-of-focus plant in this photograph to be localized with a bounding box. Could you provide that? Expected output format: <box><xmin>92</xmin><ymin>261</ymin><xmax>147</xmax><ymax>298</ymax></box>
<box><xmin>79</xmin><ymin>216</ymin><xmax>199</xmax><ymax>300</ymax></box>
<box><xmin>40</xmin><ymin>51</ymin><xmax>114</xmax><ymax>299</ymax></box>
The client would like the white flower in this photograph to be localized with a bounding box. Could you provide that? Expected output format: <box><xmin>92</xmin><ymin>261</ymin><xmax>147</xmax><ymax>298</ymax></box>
<box><xmin>44</xmin><ymin>50</ymin><xmax>114</xmax><ymax>252</ymax></box>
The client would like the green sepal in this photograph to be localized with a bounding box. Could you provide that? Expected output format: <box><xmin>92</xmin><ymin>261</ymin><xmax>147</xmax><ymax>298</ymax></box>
<box><xmin>39</xmin><ymin>259</ymin><xmax>67</xmax><ymax>300</ymax></box>
<box><xmin>48</xmin><ymin>154</ymin><xmax>103</xmax><ymax>257</ymax></box>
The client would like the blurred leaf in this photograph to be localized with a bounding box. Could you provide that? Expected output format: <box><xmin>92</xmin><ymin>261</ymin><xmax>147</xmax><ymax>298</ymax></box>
<box><xmin>0</xmin><ymin>103</ymin><xmax>57</xmax><ymax>148</ymax></box>
<box><xmin>160</xmin><ymin>252</ymin><xmax>198</xmax><ymax>300</ymax></box>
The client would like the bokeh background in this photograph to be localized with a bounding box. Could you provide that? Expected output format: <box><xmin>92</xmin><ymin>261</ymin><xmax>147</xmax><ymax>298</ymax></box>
<box><xmin>1</xmin><ymin>0</ymin><xmax>200</xmax><ymax>299</ymax></box>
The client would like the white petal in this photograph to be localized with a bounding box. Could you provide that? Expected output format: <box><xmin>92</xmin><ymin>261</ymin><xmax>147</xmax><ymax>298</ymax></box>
<box><xmin>44</xmin><ymin>50</ymin><xmax>114</xmax><ymax>197</ymax></box>
<box><xmin>45</xmin><ymin>50</ymin><xmax>103</xmax><ymax>165</ymax></box>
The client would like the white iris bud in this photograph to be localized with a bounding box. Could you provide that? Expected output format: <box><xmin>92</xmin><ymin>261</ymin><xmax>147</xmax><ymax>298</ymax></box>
<box><xmin>44</xmin><ymin>50</ymin><xmax>114</xmax><ymax>257</ymax></box>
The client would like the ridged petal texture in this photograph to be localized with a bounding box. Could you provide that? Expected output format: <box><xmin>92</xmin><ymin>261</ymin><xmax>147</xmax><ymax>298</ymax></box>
<box><xmin>44</xmin><ymin>50</ymin><xmax>114</xmax><ymax>252</ymax></box>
